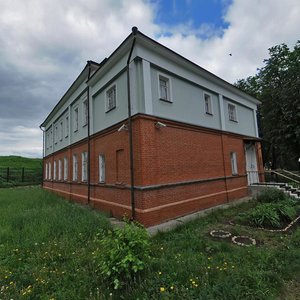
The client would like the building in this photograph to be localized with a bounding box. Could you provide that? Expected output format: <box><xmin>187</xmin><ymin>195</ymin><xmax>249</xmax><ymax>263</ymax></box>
<box><xmin>41</xmin><ymin>27</ymin><xmax>264</xmax><ymax>227</ymax></box>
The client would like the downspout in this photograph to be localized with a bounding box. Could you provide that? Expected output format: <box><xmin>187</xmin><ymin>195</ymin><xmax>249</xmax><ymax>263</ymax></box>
<box><xmin>127</xmin><ymin>26</ymin><xmax>138</xmax><ymax>220</ymax></box>
<box><xmin>220</xmin><ymin>133</ymin><xmax>229</xmax><ymax>202</ymax></box>
<box><xmin>87</xmin><ymin>62</ymin><xmax>92</xmax><ymax>204</ymax></box>
<box><xmin>39</xmin><ymin>125</ymin><xmax>45</xmax><ymax>188</ymax></box>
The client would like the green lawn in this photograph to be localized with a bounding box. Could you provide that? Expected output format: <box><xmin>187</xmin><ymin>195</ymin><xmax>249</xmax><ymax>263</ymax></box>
<box><xmin>0</xmin><ymin>187</ymin><xmax>299</xmax><ymax>299</ymax></box>
<box><xmin>0</xmin><ymin>156</ymin><xmax>42</xmax><ymax>168</ymax></box>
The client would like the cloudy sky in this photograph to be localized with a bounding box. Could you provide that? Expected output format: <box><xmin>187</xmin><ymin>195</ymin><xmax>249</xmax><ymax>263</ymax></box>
<box><xmin>0</xmin><ymin>0</ymin><xmax>299</xmax><ymax>158</ymax></box>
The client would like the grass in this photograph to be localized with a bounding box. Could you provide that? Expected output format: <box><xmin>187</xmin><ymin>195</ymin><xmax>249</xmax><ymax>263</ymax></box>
<box><xmin>0</xmin><ymin>156</ymin><xmax>42</xmax><ymax>168</ymax></box>
<box><xmin>1</xmin><ymin>188</ymin><xmax>300</xmax><ymax>299</ymax></box>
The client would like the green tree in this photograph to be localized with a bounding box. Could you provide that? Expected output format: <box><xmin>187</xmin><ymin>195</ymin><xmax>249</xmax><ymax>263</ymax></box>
<box><xmin>235</xmin><ymin>41</ymin><xmax>300</xmax><ymax>169</ymax></box>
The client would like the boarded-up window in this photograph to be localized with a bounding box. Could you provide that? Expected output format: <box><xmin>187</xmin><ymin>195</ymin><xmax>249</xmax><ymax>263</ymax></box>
<box><xmin>116</xmin><ymin>149</ymin><xmax>125</xmax><ymax>183</ymax></box>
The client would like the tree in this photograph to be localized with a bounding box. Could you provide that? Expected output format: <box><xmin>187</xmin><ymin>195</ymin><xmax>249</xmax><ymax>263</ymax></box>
<box><xmin>235</xmin><ymin>41</ymin><xmax>300</xmax><ymax>170</ymax></box>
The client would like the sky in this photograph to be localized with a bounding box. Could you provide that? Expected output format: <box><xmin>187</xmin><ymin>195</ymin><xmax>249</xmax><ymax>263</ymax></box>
<box><xmin>0</xmin><ymin>0</ymin><xmax>299</xmax><ymax>158</ymax></box>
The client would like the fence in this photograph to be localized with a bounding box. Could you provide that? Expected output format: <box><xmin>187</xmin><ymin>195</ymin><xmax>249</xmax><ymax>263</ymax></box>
<box><xmin>0</xmin><ymin>167</ymin><xmax>42</xmax><ymax>187</ymax></box>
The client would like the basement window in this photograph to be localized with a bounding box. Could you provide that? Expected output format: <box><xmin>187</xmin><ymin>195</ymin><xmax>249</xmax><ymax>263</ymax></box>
<box><xmin>99</xmin><ymin>154</ymin><xmax>106</xmax><ymax>183</ymax></box>
<box><xmin>58</xmin><ymin>159</ymin><xmax>62</xmax><ymax>180</ymax></box>
<box><xmin>53</xmin><ymin>160</ymin><xmax>57</xmax><ymax>180</ymax></box>
<box><xmin>82</xmin><ymin>152</ymin><xmax>88</xmax><ymax>182</ymax></box>
<box><xmin>64</xmin><ymin>157</ymin><xmax>68</xmax><ymax>181</ymax></box>
<box><xmin>73</xmin><ymin>154</ymin><xmax>78</xmax><ymax>181</ymax></box>
<box><xmin>230</xmin><ymin>152</ymin><xmax>238</xmax><ymax>175</ymax></box>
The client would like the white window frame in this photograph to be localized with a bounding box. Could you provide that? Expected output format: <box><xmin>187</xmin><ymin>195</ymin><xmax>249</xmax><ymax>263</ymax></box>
<box><xmin>45</xmin><ymin>163</ymin><xmax>48</xmax><ymax>179</ymax></box>
<box><xmin>49</xmin><ymin>129</ymin><xmax>52</xmax><ymax>148</ymax></box>
<box><xmin>204</xmin><ymin>92</ymin><xmax>213</xmax><ymax>115</ymax></box>
<box><xmin>64</xmin><ymin>157</ymin><xmax>68</xmax><ymax>181</ymax></box>
<box><xmin>82</xmin><ymin>98</ymin><xmax>88</xmax><ymax>126</ymax></box>
<box><xmin>74</xmin><ymin>106</ymin><xmax>79</xmax><ymax>132</ymax></box>
<box><xmin>228</xmin><ymin>103</ymin><xmax>238</xmax><ymax>122</ymax></box>
<box><xmin>48</xmin><ymin>162</ymin><xmax>52</xmax><ymax>180</ymax></box>
<box><xmin>58</xmin><ymin>159</ymin><xmax>62</xmax><ymax>180</ymax></box>
<box><xmin>105</xmin><ymin>84</ymin><xmax>117</xmax><ymax>112</ymax></box>
<box><xmin>230</xmin><ymin>152</ymin><xmax>238</xmax><ymax>175</ymax></box>
<box><xmin>72</xmin><ymin>154</ymin><xmax>78</xmax><ymax>181</ymax></box>
<box><xmin>65</xmin><ymin>116</ymin><xmax>69</xmax><ymax>138</ymax></box>
<box><xmin>158</xmin><ymin>73</ymin><xmax>172</xmax><ymax>102</ymax></box>
<box><xmin>60</xmin><ymin>120</ymin><xmax>63</xmax><ymax>141</ymax></box>
<box><xmin>81</xmin><ymin>152</ymin><xmax>88</xmax><ymax>182</ymax></box>
<box><xmin>99</xmin><ymin>154</ymin><xmax>105</xmax><ymax>183</ymax></box>
<box><xmin>54</xmin><ymin>125</ymin><xmax>58</xmax><ymax>144</ymax></box>
<box><xmin>53</xmin><ymin>160</ymin><xmax>57</xmax><ymax>180</ymax></box>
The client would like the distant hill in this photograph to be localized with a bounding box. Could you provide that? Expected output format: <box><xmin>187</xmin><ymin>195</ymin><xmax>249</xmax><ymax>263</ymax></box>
<box><xmin>0</xmin><ymin>156</ymin><xmax>42</xmax><ymax>169</ymax></box>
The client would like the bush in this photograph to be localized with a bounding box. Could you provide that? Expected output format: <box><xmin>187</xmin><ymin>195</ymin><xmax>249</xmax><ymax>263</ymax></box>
<box><xmin>250</xmin><ymin>203</ymin><xmax>281</xmax><ymax>228</ymax></box>
<box><xmin>94</xmin><ymin>221</ymin><xmax>151</xmax><ymax>290</ymax></box>
<box><xmin>256</xmin><ymin>188</ymin><xmax>287</xmax><ymax>203</ymax></box>
<box><xmin>247</xmin><ymin>200</ymin><xmax>298</xmax><ymax>229</ymax></box>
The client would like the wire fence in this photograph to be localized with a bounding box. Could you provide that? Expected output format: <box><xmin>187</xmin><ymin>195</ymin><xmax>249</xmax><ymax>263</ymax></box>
<box><xmin>0</xmin><ymin>167</ymin><xmax>42</xmax><ymax>187</ymax></box>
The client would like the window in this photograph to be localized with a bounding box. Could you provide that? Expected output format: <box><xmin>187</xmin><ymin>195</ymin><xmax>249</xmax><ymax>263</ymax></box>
<box><xmin>54</xmin><ymin>125</ymin><xmax>58</xmax><ymax>144</ymax></box>
<box><xmin>60</xmin><ymin>121</ymin><xmax>63</xmax><ymax>141</ymax></box>
<box><xmin>99</xmin><ymin>154</ymin><xmax>105</xmax><ymax>183</ymax></box>
<box><xmin>82</xmin><ymin>99</ymin><xmax>88</xmax><ymax>126</ymax></box>
<box><xmin>64</xmin><ymin>157</ymin><xmax>68</xmax><ymax>180</ymax></box>
<box><xmin>159</xmin><ymin>74</ymin><xmax>172</xmax><ymax>102</ymax></box>
<box><xmin>53</xmin><ymin>161</ymin><xmax>57</xmax><ymax>180</ymax></box>
<box><xmin>49</xmin><ymin>129</ymin><xmax>52</xmax><ymax>148</ymax></box>
<box><xmin>82</xmin><ymin>152</ymin><xmax>88</xmax><ymax>182</ymax></box>
<box><xmin>230</xmin><ymin>152</ymin><xmax>238</xmax><ymax>175</ymax></box>
<box><xmin>45</xmin><ymin>163</ymin><xmax>48</xmax><ymax>179</ymax></box>
<box><xmin>65</xmin><ymin>116</ymin><xmax>69</xmax><ymax>138</ymax></box>
<box><xmin>228</xmin><ymin>103</ymin><xmax>237</xmax><ymax>122</ymax></box>
<box><xmin>74</xmin><ymin>107</ymin><xmax>79</xmax><ymax>132</ymax></box>
<box><xmin>48</xmin><ymin>162</ymin><xmax>52</xmax><ymax>180</ymax></box>
<box><xmin>73</xmin><ymin>154</ymin><xmax>78</xmax><ymax>181</ymax></box>
<box><xmin>204</xmin><ymin>93</ymin><xmax>213</xmax><ymax>115</ymax></box>
<box><xmin>106</xmin><ymin>85</ymin><xmax>116</xmax><ymax>112</ymax></box>
<box><xmin>58</xmin><ymin>159</ymin><xmax>62</xmax><ymax>180</ymax></box>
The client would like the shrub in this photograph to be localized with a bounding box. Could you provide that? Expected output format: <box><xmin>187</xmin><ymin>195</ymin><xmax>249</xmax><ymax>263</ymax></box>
<box><xmin>275</xmin><ymin>202</ymin><xmax>297</xmax><ymax>221</ymax></box>
<box><xmin>250</xmin><ymin>203</ymin><xmax>281</xmax><ymax>228</ymax></box>
<box><xmin>256</xmin><ymin>188</ymin><xmax>287</xmax><ymax>203</ymax></box>
<box><xmin>94</xmin><ymin>221</ymin><xmax>151</xmax><ymax>290</ymax></box>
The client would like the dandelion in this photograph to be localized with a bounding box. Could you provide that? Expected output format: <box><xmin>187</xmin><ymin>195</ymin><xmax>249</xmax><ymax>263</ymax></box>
<box><xmin>170</xmin><ymin>286</ymin><xmax>174</xmax><ymax>290</ymax></box>
<box><xmin>207</xmin><ymin>266</ymin><xmax>211</xmax><ymax>269</ymax></box>
<box><xmin>160</xmin><ymin>247</ymin><xmax>164</xmax><ymax>250</ymax></box>
<box><xmin>208</xmin><ymin>257</ymin><xmax>212</xmax><ymax>260</ymax></box>
<box><xmin>160</xmin><ymin>287</ymin><xmax>165</xmax><ymax>292</ymax></box>
<box><xmin>158</xmin><ymin>271</ymin><xmax>162</xmax><ymax>275</ymax></box>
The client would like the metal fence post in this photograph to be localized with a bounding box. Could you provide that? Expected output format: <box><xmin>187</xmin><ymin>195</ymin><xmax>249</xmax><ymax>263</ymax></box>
<box><xmin>22</xmin><ymin>167</ymin><xmax>25</xmax><ymax>182</ymax></box>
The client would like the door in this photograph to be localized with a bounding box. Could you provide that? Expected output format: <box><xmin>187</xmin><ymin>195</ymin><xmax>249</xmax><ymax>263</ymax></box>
<box><xmin>245</xmin><ymin>143</ymin><xmax>259</xmax><ymax>185</ymax></box>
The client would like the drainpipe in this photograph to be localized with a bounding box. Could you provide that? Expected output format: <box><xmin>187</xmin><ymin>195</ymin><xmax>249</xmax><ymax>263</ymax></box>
<box><xmin>127</xmin><ymin>26</ymin><xmax>138</xmax><ymax>220</ymax></box>
<box><xmin>39</xmin><ymin>125</ymin><xmax>45</xmax><ymax>187</ymax></box>
<box><xmin>87</xmin><ymin>61</ymin><xmax>92</xmax><ymax>204</ymax></box>
<box><xmin>220</xmin><ymin>133</ymin><xmax>229</xmax><ymax>202</ymax></box>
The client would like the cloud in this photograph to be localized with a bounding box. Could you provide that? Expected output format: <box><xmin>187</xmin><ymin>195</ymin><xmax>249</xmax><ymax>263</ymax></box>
<box><xmin>0</xmin><ymin>0</ymin><xmax>299</xmax><ymax>158</ymax></box>
<box><xmin>0</xmin><ymin>0</ymin><xmax>158</xmax><ymax>157</ymax></box>
<box><xmin>156</xmin><ymin>0</ymin><xmax>300</xmax><ymax>82</ymax></box>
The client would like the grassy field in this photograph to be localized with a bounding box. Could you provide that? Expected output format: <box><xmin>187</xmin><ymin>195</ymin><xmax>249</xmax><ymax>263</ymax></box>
<box><xmin>0</xmin><ymin>156</ymin><xmax>42</xmax><ymax>168</ymax></box>
<box><xmin>0</xmin><ymin>188</ymin><xmax>299</xmax><ymax>299</ymax></box>
<box><xmin>0</xmin><ymin>156</ymin><xmax>42</xmax><ymax>187</ymax></box>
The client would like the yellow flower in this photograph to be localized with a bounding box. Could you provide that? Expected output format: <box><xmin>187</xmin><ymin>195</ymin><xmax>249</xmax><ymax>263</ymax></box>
<box><xmin>158</xmin><ymin>271</ymin><xmax>162</xmax><ymax>275</ymax></box>
<box><xmin>170</xmin><ymin>286</ymin><xmax>174</xmax><ymax>290</ymax></box>
<box><xmin>160</xmin><ymin>287</ymin><xmax>165</xmax><ymax>292</ymax></box>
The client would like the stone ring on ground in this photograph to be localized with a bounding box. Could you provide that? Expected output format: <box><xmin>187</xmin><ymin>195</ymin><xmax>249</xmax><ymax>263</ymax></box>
<box><xmin>209</xmin><ymin>230</ymin><xmax>232</xmax><ymax>238</ymax></box>
<box><xmin>232</xmin><ymin>235</ymin><xmax>256</xmax><ymax>247</ymax></box>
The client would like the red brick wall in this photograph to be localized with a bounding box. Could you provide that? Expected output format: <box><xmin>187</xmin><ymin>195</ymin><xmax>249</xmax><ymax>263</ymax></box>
<box><xmin>43</xmin><ymin>115</ymin><xmax>261</xmax><ymax>227</ymax></box>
